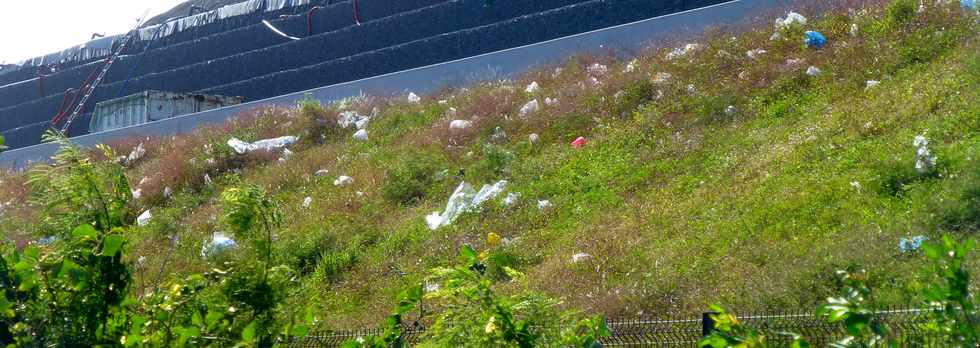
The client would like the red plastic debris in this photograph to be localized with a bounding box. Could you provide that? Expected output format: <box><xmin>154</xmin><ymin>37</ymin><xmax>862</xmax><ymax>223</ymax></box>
<box><xmin>571</xmin><ymin>136</ymin><xmax>587</xmax><ymax>148</ymax></box>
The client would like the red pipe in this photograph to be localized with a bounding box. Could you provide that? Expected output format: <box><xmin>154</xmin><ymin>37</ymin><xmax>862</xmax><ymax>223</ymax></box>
<box><xmin>307</xmin><ymin>6</ymin><xmax>322</xmax><ymax>36</ymax></box>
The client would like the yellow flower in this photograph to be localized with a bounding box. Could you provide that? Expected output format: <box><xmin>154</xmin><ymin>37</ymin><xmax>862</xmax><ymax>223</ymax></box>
<box><xmin>487</xmin><ymin>233</ymin><xmax>502</xmax><ymax>248</ymax></box>
<box><xmin>484</xmin><ymin>316</ymin><xmax>497</xmax><ymax>334</ymax></box>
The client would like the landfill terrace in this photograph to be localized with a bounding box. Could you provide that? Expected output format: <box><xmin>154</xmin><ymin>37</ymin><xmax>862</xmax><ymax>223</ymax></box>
<box><xmin>1</xmin><ymin>0</ymin><xmax>979</xmax><ymax>341</ymax></box>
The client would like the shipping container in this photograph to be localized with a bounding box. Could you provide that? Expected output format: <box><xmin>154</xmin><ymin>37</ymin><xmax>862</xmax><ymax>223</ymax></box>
<box><xmin>90</xmin><ymin>90</ymin><xmax>242</xmax><ymax>133</ymax></box>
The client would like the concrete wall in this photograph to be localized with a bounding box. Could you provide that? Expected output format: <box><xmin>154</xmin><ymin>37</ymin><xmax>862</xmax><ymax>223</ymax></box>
<box><xmin>0</xmin><ymin>0</ymin><xmax>801</xmax><ymax>169</ymax></box>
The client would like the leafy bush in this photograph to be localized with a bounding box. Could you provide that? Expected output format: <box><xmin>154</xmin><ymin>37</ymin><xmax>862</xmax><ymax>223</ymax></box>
<box><xmin>886</xmin><ymin>0</ymin><xmax>917</xmax><ymax>27</ymax></box>
<box><xmin>382</xmin><ymin>151</ymin><xmax>445</xmax><ymax>205</ymax></box>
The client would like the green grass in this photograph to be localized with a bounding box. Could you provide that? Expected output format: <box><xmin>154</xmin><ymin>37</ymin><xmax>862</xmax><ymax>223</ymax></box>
<box><xmin>1</xmin><ymin>0</ymin><xmax>978</xmax><ymax>330</ymax></box>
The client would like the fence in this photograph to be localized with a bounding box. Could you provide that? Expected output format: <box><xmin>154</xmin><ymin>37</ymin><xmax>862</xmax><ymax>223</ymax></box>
<box><xmin>288</xmin><ymin>307</ymin><xmax>944</xmax><ymax>347</ymax></box>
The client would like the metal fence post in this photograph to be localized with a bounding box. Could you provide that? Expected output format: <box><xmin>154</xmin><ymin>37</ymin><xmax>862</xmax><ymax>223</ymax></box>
<box><xmin>702</xmin><ymin>311</ymin><xmax>718</xmax><ymax>337</ymax></box>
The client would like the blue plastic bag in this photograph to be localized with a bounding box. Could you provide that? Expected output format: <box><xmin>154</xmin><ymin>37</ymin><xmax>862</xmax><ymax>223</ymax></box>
<box><xmin>963</xmin><ymin>0</ymin><xmax>979</xmax><ymax>10</ymax></box>
<box><xmin>805</xmin><ymin>31</ymin><xmax>827</xmax><ymax>49</ymax></box>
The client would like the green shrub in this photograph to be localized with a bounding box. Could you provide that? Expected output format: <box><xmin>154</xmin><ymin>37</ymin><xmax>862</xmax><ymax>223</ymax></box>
<box><xmin>382</xmin><ymin>152</ymin><xmax>446</xmax><ymax>205</ymax></box>
<box><xmin>886</xmin><ymin>0</ymin><xmax>917</xmax><ymax>27</ymax></box>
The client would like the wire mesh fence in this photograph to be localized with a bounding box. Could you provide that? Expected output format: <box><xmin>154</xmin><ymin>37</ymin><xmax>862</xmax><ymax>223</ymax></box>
<box><xmin>288</xmin><ymin>307</ymin><xmax>948</xmax><ymax>347</ymax></box>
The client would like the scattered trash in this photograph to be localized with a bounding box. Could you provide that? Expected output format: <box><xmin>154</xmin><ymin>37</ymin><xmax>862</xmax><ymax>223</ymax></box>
<box><xmin>914</xmin><ymin>134</ymin><xmax>937</xmax><ymax>175</ymax></box>
<box><xmin>302</xmin><ymin>196</ymin><xmax>313</xmax><ymax>208</ymax></box>
<box><xmin>438</xmin><ymin>100</ymin><xmax>448</xmax><ymax>105</ymax></box>
<box><xmin>553</xmin><ymin>67</ymin><xmax>563</xmax><ymax>78</ymax></box>
<box><xmin>725</xmin><ymin>105</ymin><xmax>737</xmax><ymax>117</ymax></box>
<box><xmin>353</xmin><ymin>129</ymin><xmax>369</xmax><ymax>141</ymax></box>
<box><xmin>624</xmin><ymin>59</ymin><xmax>638</xmax><ymax>73</ymax></box>
<box><xmin>963</xmin><ymin>0</ymin><xmax>979</xmax><ymax>11</ymax></box>
<box><xmin>785</xmin><ymin>59</ymin><xmax>803</xmax><ymax>68</ymax></box>
<box><xmin>227</xmin><ymin>136</ymin><xmax>298</xmax><ymax>155</ymax></box>
<box><xmin>425</xmin><ymin>283</ymin><xmax>440</xmax><ymax>293</ymax></box>
<box><xmin>449</xmin><ymin>120</ymin><xmax>473</xmax><ymax>130</ymax></box>
<box><xmin>491</xmin><ymin>127</ymin><xmax>508</xmax><ymax>142</ymax></box>
<box><xmin>775</xmin><ymin>12</ymin><xmax>807</xmax><ymax>29</ymax></box>
<box><xmin>446</xmin><ymin>107</ymin><xmax>458</xmax><ymax>118</ymax></box>
<box><xmin>503</xmin><ymin>192</ymin><xmax>521</xmax><ymax>206</ymax></box>
<box><xmin>545</xmin><ymin>97</ymin><xmax>559</xmax><ymax>106</ymax></box>
<box><xmin>806</xmin><ymin>66</ymin><xmax>822</xmax><ymax>76</ymax></box>
<box><xmin>426</xmin><ymin>181</ymin><xmax>508</xmax><ymax>230</ymax></box>
<box><xmin>687</xmin><ymin>84</ymin><xmax>697</xmax><ymax>94</ymax></box>
<box><xmin>39</xmin><ymin>236</ymin><xmax>58</xmax><ymax>245</ymax></box>
<box><xmin>666</xmin><ymin>44</ymin><xmax>700</xmax><ymax>60</ymax></box>
<box><xmin>279</xmin><ymin>148</ymin><xmax>293</xmax><ymax>162</ymax></box>
<box><xmin>519</xmin><ymin>100</ymin><xmax>540</xmax><ymax>117</ymax></box>
<box><xmin>407</xmin><ymin>92</ymin><xmax>421</xmax><ymax>104</ymax></box>
<box><xmin>770</xmin><ymin>32</ymin><xmax>782</xmax><ymax>41</ymax></box>
<box><xmin>653</xmin><ymin>72</ymin><xmax>672</xmax><ymax>84</ymax></box>
<box><xmin>356</xmin><ymin>191</ymin><xmax>365</xmax><ymax>197</ymax></box>
<box><xmin>746</xmin><ymin>49</ymin><xmax>767</xmax><ymax>59</ymax></box>
<box><xmin>201</xmin><ymin>232</ymin><xmax>237</xmax><ymax>258</ymax></box>
<box><xmin>849</xmin><ymin>23</ymin><xmax>860</xmax><ymax>37</ymax></box>
<box><xmin>334</xmin><ymin>176</ymin><xmax>354</xmax><ymax>186</ymax></box>
<box><xmin>899</xmin><ymin>235</ymin><xmax>927</xmax><ymax>253</ymax></box>
<box><xmin>866</xmin><ymin>80</ymin><xmax>880</xmax><ymax>89</ymax></box>
<box><xmin>571</xmin><ymin>137</ymin><xmax>587</xmax><ymax>149</ymax></box>
<box><xmin>138</xmin><ymin>176</ymin><xmax>150</xmax><ymax>186</ymax></box>
<box><xmin>315</xmin><ymin>169</ymin><xmax>330</xmax><ymax>177</ymax></box>
<box><xmin>587</xmin><ymin>63</ymin><xmax>608</xmax><ymax>76</ymax></box>
<box><xmin>525</xmin><ymin>81</ymin><xmax>540</xmax><ymax>93</ymax></box>
<box><xmin>204</xmin><ymin>174</ymin><xmax>213</xmax><ymax>185</ymax></box>
<box><xmin>571</xmin><ymin>253</ymin><xmax>592</xmax><ymax>263</ymax></box>
<box><xmin>164</xmin><ymin>187</ymin><xmax>173</xmax><ymax>198</ymax></box>
<box><xmin>805</xmin><ymin>31</ymin><xmax>827</xmax><ymax>49</ymax></box>
<box><xmin>126</xmin><ymin>143</ymin><xmax>146</xmax><ymax>165</ymax></box>
<box><xmin>132</xmin><ymin>189</ymin><xmax>142</xmax><ymax>200</ymax></box>
<box><xmin>338</xmin><ymin>111</ymin><xmax>370</xmax><ymax>129</ymax></box>
<box><xmin>850</xmin><ymin>181</ymin><xmax>862</xmax><ymax>190</ymax></box>
<box><xmin>537</xmin><ymin>200</ymin><xmax>553</xmax><ymax>210</ymax></box>
<box><xmin>528</xmin><ymin>133</ymin><xmax>540</xmax><ymax>144</ymax></box>
<box><xmin>137</xmin><ymin>210</ymin><xmax>152</xmax><ymax>227</ymax></box>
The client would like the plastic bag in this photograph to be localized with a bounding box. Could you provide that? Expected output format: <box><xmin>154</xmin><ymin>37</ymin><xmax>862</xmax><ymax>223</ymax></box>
<box><xmin>227</xmin><ymin>136</ymin><xmax>298</xmax><ymax>154</ymax></box>
<box><xmin>426</xmin><ymin>181</ymin><xmax>508</xmax><ymax>230</ymax></box>
<box><xmin>804</xmin><ymin>31</ymin><xmax>827</xmax><ymax>49</ymax></box>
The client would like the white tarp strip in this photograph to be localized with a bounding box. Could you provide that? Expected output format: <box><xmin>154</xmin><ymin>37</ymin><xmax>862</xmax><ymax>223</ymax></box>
<box><xmin>262</xmin><ymin>20</ymin><xmax>301</xmax><ymax>40</ymax></box>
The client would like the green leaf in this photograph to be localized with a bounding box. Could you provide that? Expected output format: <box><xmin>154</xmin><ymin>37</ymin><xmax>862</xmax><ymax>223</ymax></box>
<box><xmin>192</xmin><ymin>311</ymin><xmax>204</xmax><ymax>326</ymax></box>
<box><xmin>102</xmin><ymin>235</ymin><xmax>126</xmax><ymax>256</ymax></box>
<box><xmin>23</xmin><ymin>246</ymin><xmax>40</xmax><ymax>261</ymax></box>
<box><xmin>72</xmin><ymin>224</ymin><xmax>98</xmax><ymax>241</ymax></box>
<box><xmin>205</xmin><ymin>311</ymin><xmax>224</xmax><ymax>330</ymax></box>
<box><xmin>291</xmin><ymin>324</ymin><xmax>310</xmax><ymax>337</ymax></box>
<box><xmin>242</xmin><ymin>320</ymin><xmax>258</xmax><ymax>342</ymax></box>
<box><xmin>459</xmin><ymin>245</ymin><xmax>478</xmax><ymax>262</ymax></box>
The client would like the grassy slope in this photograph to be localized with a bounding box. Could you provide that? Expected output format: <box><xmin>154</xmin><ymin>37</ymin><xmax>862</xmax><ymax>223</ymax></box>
<box><xmin>2</xmin><ymin>0</ymin><xmax>978</xmax><ymax>329</ymax></box>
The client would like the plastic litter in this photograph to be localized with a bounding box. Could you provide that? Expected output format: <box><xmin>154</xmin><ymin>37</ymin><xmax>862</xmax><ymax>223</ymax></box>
<box><xmin>503</xmin><ymin>192</ymin><xmax>521</xmax><ymax>206</ymax></box>
<box><xmin>302</xmin><ymin>196</ymin><xmax>312</xmax><ymax>208</ymax></box>
<box><xmin>653</xmin><ymin>72</ymin><xmax>672</xmax><ymax>84</ymax></box>
<box><xmin>126</xmin><ymin>143</ymin><xmax>146</xmax><ymax>164</ymax></box>
<box><xmin>132</xmin><ymin>189</ymin><xmax>142</xmax><ymax>200</ymax></box>
<box><xmin>338</xmin><ymin>111</ymin><xmax>369</xmax><ymax>129</ymax></box>
<box><xmin>775</xmin><ymin>12</ymin><xmax>807</xmax><ymax>29</ymax></box>
<box><xmin>201</xmin><ymin>232</ymin><xmax>237</xmax><ymax>258</ymax></box>
<box><xmin>746</xmin><ymin>49</ymin><xmax>767</xmax><ymax>59</ymax></box>
<box><xmin>587</xmin><ymin>63</ymin><xmax>608</xmax><ymax>76</ymax></box>
<box><xmin>899</xmin><ymin>235</ymin><xmax>926</xmax><ymax>253</ymax></box>
<box><xmin>528</xmin><ymin>133</ymin><xmax>540</xmax><ymax>144</ymax></box>
<box><xmin>849</xmin><ymin>23</ymin><xmax>860</xmax><ymax>37</ymax></box>
<box><xmin>438</xmin><ymin>100</ymin><xmax>449</xmax><ymax>105</ymax></box>
<box><xmin>666</xmin><ymin>44</ymin><xmax>700</xmax><ymax>60</ymax></box>
<box><xmin>624</xmin><ymin>59</ymin><xmax>638</xmax><ymax>73</ymax></box>
<box><xmin>262</xmin><ymin>19</ymin><xmax>300</xmax><ymax>40</ymax></box>
<box><xmin>39</xmin><ymin>236</ymin><xmax>58</xmax><ymax>245</ymax></box>
<box><xmin>449</xmin><ymin>120</ymin><xmax>473</xmax><ymax>130</ymax></box>
<box><xmin>806</xmin><ymin>66</ymin><xmax>822</xmax><ymax>76</ymax></box>
<box><xmin>537</xmin><ymin>200</ymin><xmax>552</xmax><ymax>210</ymax></box>
<box><xmin>520</xmin><ymin>100</ymin><xmax>540</xmax><ymax>117</ymax></box>
<box><xmin>334</xmin><ymin>176</ymin><xmax>354</xmax><ymax>186</ymax></box>
<box><xmin>353</xmin><ymin>129</ymin><xmax>369</xmax><ymax>141</ymax></box>
<box><xmin>571</xmin><ymin>137</ymin><xmax>587</xmax><ymax>149</ymax></box>
<box><xmin>138</xmin><ymin>176</ymin><xmax>150</xmax><ymax>186</ymax></box>
<box><xmin>315</xmin><ymin>169</ymin><xmax>330</xmax><ymax>177</ymax></box>
<box><xmin>545</xmin><ymin>97</ymin><xmax>559</xmax><ymax>106</ymax></box>
<box><xmin>571</xmin><ymin>253</ymin><xmax>592</xmax><ymax>263</ymax></box>
<box><xmin>914</xmin><ymin>134</ymin><xmax>936</xmax><ymax>175</ymax></box>
<box><xmin>850</xmin><ymin>181</ymin><xmax>862</xmax><ymax>190</ymax></box>
<box><xmin>137</xmin><ymin>210</ymin><xmax>152</xmax><ymax>227</ymax></box>
<box><xmin>227</xmin><ymin>136</ymin><xmax>298</xmax><ymax>154</ymax></box>
<box><xmin>805</xmin><ymin>31</ymin><xmax>827</xmax><ymax>49</ymax></box>
<box><xmin>164</xmin><ymin>187</ymin><xmax>174</xmax><ymax>198</ymax></box>
<box><xmin>770</xmin><ymin>32</ymin><xmax>782</xmax><ymax>41</ymax></box>
<box><xmin>963</xmin><ymin>0</ymin><xmax>979</xmax><ymax>10</ymax></box>
<box><xmin>446</xmin><ymin>107</ymin><xmax>458</xmax><ymax>118</ymax></box>
<box><xmin>491</xmin><ymin>127</ymin><xmax>508</xmax><ymax>142</ymax></box>
<box><xmin>525</xmin><ymin>81</ymin><xmax>540</xmax><ymax>93</ymax></box>
<box><xmin>866</xmin><ymin>80</ymin><xmax>880</xmax><ymax>89</ymax></box>
<box><xmin>687</xmin><ymin>84</ymin><xmax>697</xmax><ymax>94</ymax></box>
<box><xmin>279</xmin><ymin>148</ymin><xmax>293</xmax><ymax>162</ymax></box>
<box><xmin>725</xmin><ymin>105</ymin><xmax>737</xmax><ymax>117</ymax></box>
<box><xmin>426</xmin><ymin>181</ymin><xmax>508</xmax><ymax>230</ymax></box>
<box><xmin>407</xmin><ymin>92</ymin><xmax>421</xmax><ymax>104</ymax></box>
<box><xmin>204</xmin><ymin>174</ymin><xmax>212</xmax><ymax>185</ymax></box>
